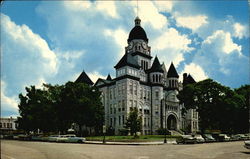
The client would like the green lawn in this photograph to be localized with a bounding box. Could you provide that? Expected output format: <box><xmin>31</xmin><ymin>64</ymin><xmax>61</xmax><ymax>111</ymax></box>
<box><xmin>86</xmin><ymin>135</ymin><xmax>180</xmax><ymax>142</ymax></box>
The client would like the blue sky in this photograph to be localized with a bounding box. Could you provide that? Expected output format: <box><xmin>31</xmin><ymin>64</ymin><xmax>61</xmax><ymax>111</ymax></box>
<box><xmin>1</xmin><ymin>1</ymin><xmax>249</xmax><ymax>117</ymax></box>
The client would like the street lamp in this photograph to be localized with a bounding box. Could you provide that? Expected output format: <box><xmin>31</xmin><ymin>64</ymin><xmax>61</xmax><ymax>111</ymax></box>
<box><xmin>103</xmin><ymin>125</ymin><xmax>106</xmax><ymax>144</ymax></box>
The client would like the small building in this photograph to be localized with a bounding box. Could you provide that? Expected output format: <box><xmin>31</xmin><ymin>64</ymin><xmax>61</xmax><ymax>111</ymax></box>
<box><xmin>0</xmin><ymin>117</ymin><xmax>18</xmax><ymax>135</ymax></box>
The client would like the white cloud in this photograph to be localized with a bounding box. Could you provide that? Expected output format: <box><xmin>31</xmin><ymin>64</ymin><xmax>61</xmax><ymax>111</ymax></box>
<box><xmin>233</xmin><ymin>22</ymin><xmax>248</xmax><ymax>39</ymax></box>
<box><xmin>180</xmin><ymin>63</ymin><xmax>208</xmax><ymax>82</ymax></box>
<box><xmin>204</xmin><ymin>30</ymin><xmax>241</xmax><ymax>55</ymax></box>
<box><xmin>1</xmin><ymin>80</ymin><xmax>19</xmax><ymax>113</ymax></box>
<box><xmin>191</xmin><ymin>29</ymin><xmax>248</xmax><ymax>86</ymax></box>
<box><xmin>104</xmin><ymin>28</ymin><xmax>127</xmax><ymax>58</ymax></box>
<box><xmin>154</xmin><ymin>28</ymin><xmax>193</xmax><ymax>52</ymax></box>
<box><xmin>153</xmin><ymin>1</ymin><xmax>174</xmax><ymax>12</ymax></box>
<box><xmin>1</xmin><ymin>13</ymin><xmax>60</xmax><ymax>100</ymax></box>
<box><xmin>96</xmin><ymin>1</ymin><xmax>118</xmax><ymax>19</ymax></box>
<box><xmin>64</xmin><ymin>1</ymin><xmax>92</xmax><ymax>11</ymax></box>
<box><xmin>135</xmin><ymin>1</ymin><xmax>168</xmax><ymax>29</ymax></box>
<box><xmin>176</xmin><ymin>15</ymin><xmax>208</xmax><ymax>31</ymax></box>
<box><xmin>153</xmin><ymin>28</ymin><xmax>194</xmax><ymax>66</ymax></box>
<box><xmin>1</xmin><ymin>14</ymin><xmax>57</xmax><ymax>73</ymax></box>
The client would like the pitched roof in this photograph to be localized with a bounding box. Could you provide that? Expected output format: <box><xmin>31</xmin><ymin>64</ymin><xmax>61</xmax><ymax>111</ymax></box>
<box><xmin>167</xmin><ymin>62</ymin><xmax>179</xmax><ymax>78</ymax></box>
<box><xmin>106</xmin><ymin>74</ymin><xmax>112</xmax><ymax>80</ymax></box>
<box><xmin>75</xmin><ymin>70</ymin><xmax>94</xmax><ymax>85</ymax></box>
<box><xmin>149</xmin><ymin>56</ymin><xmax>164</xmax><ymax>73</ymax></box>
<box><xmin>114</xmin><ymin>53</ymin><xmax>140</xmax><ymax>69</ymax></box>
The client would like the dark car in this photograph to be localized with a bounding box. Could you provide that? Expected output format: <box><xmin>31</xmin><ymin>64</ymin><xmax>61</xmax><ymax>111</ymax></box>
<box><xmin>202</xmin><ymin>134</ymin><xmax>216</xmax><ymax>142</ymax></box>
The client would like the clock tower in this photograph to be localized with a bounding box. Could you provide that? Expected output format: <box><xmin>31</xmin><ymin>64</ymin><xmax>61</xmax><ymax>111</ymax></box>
<box><xmin>125</xmin><ymin>17</ymin><xmax>152</xmax><ymax>71</ymax></box>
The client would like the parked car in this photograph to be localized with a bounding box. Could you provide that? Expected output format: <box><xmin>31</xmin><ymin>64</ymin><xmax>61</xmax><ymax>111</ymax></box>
<box><xmin>193</xmin><ymin>135</ymin><xmax>205</xmax><ymax>143</ymax></box>
<box><xmin>202</xmin><ymin>134</ymin><xmax>216</xmax><ymax>142</ymax></box>
<box><xmin>31</xmin><ymin>135</ymin><xmax>44</xmax><ymax>141</ymax></box>
<box><xmin>244</xmin><ymin>141</ymin><xmax>250</xmax><ymax>149</ymax></box>
<box><xmin>218</xmin><ymin>134</ymin><xmax>230</xmax><ymax>142</ymax></box>
<box><xmin>56</xmin><ymin>134</ymin><xmax>85</xmax><ymax>143</ymax></box>
<box><xmin>230</xmin><ymin>135</ymin><xmax>241</xmax><ymax>141</ymax></box>
<box><xmin>47</xmin><ymin>135</ymin><xmax>60</xmax><ymax>142</ymax></box>
<box><xmin>176</xmin><ymin>135</ymin><xmax>197</xmax><ymax>144</ymax></box>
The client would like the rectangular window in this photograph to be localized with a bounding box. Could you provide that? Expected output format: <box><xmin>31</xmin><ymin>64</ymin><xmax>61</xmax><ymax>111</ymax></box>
<box><xmin>122</xmin><ymin>115</ymin><xmax>125</xmax><ymax>125</ymax></box>
<box><xmin>134</xmin><ymin>85</ymin><xmax>137</xmax><ymax>95</ymax></box>
<box><xmin>114</xmin><ymin>118</ymin><xmax>116</xmax><ymax>126</ymax></box>
<box><xmin>129</xmin><ymin>84</ymin><xmax>133</xmax><ymax>94</ymax></box>
<box><xmin>122</xmin><ymin>100</ymin><xmax>125</xmax><ymax>111</ymax></box>
<box><xmin>110</xmin><ymin>118</ymin><xmax>113</xmax><ymax>127</ymax></box>
<box><xmin>134</xmin><ymin>101</ymin><xmax>137</xmax><ymax>107</ymax></box>
<box><xmin>155</xmin><ymin>91</ymin><xmax>159</xmax><ymax>98</ymax></box>
<box><xmin>147</xmin><ymin>91</ymin><xmax>150</xmax><ymax>100</ymax></box>
<box><xmin>113</xmin><ymin>87</ymin><xmax>116</xmax><ymax>99</ymax></box>
<box><xmin>140</xmin><ymin>88</ymin><xmax>143</xmax><ymax>99</ymax></box>
<box><xmin>110</xmin><ymin>90</ymin><xmax>112</xmax><ymax>99</ymax></box>
<box><xmin>119</xmin><ymin>116</ymin><xmax>121</xmax><ymax>125</ymax></box>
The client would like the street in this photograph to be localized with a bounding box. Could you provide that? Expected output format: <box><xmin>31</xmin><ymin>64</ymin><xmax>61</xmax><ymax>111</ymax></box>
<box><xmin>1</xmin><ymin>140</ymin><xmax>249</xmax><ymax>159</ymax></box>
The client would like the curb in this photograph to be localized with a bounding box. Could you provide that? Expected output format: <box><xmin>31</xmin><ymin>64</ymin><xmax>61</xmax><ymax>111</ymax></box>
<box><xmin>84</xmin><ymin>141</ymin><xmax>176</xmax><ymax>145</ymax></box>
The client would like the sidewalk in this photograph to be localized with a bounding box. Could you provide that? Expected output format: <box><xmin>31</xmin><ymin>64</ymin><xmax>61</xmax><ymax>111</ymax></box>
<box><xmin>84</xmin><ymin>140</ymin><xmax>177</xmax><ymax>145</ymax></box>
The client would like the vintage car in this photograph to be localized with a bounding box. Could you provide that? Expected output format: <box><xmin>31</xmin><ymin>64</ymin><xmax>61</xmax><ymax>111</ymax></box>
<box><xmin>193</xmin><ymin>135</ymin><xmax>205</xmax><ymax>143</ymax></box>
<box><xmin>176</xmin><ymin>135</ymin><xmax>197</xmax><ymax>144</ymax></box>
<box><xmin>244</xmin><ymin>141</ymin><xmax>250</xmax><ymax>149</ymax></box>
<box><xmin>56</xmin><ymin>134</ymin><xmax>86</xmax><ymax>143</ymax></box>
<box><xmin>202</xmin><ymin>134</ymin><xmax>216</xmax><ymax>142</ymax></box>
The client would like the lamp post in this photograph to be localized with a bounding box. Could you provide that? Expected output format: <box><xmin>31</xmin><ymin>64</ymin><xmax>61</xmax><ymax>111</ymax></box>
<box><xmin>103</xmin><ymin>125</ymin><xmax>106</xmax><ymax>144</ymax></box>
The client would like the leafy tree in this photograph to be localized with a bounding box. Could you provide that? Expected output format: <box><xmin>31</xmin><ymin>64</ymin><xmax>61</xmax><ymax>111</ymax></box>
<box><xmin>17</xmin><ymin>86</ymin><xmax>57</xmax><ymax>133</ymax></box>
<box><xmin>17</xmin><ymin>82</ymin><xmax>104</xmax><ymax>135</ymax></box>
<box><xmin>125</xmin><ymin>107</ymin><xmax>142</xmax><ymax>137</ymax></box>
<box><xmin>234</xmin><ymin>85</ymin><xmax>250</xmax><ymax>133</ymax></box>
<box><xmin>178</xmin><ymin>79</ymin><xmax>246</xmax><ymax>133</ymax></box>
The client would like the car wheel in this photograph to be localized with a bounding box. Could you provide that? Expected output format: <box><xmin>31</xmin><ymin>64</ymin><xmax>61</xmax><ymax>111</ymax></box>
<box><xmin>77</xmin><ymin>140</ymin><xmax>82</xmax><ymax>143</ymax></box>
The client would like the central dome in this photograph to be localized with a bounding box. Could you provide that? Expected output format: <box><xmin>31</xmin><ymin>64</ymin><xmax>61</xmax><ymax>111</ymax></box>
<box><xmin>127</xmin><ymin>17</ymin><xmax>148</xmax><ymax>43</ymax></box>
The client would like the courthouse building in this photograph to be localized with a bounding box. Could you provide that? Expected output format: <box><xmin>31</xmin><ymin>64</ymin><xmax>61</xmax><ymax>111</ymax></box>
<box><xmin>76</xmin><ymin>17</ymin><xmax>199</xmax><ymax>135</ymax></box>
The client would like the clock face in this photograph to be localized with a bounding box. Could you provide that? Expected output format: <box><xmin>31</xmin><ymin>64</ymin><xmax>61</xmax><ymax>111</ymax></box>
<box><xmin>129</xmin><ymin>42</ymin><xmax>133</xmax><ymax>49</ymax></box>
<box><xmin>142</xmin><ymin>42</ymin><xmax>147</xmax><ymax>49</ymax></box>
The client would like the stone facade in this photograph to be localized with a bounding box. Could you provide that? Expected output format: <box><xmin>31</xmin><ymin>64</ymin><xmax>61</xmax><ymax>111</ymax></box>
<box><xmin>93</xmin><ymin>17</ymin><xmax>199</xmax><ymax>135</ymax></box>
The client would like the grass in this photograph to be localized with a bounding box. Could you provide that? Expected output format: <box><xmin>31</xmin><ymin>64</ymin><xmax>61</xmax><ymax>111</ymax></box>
<box><xmin>86</xmin><ymin>135</ymin><xmax>180</xmax><ymax>142</ymax></box>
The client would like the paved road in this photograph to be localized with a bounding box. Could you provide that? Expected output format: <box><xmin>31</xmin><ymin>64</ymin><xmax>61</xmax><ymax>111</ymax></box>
<box><xmin>1</xmin><ymin>140</ymin><xmax>249</xmax><ymax>159</ymax></box>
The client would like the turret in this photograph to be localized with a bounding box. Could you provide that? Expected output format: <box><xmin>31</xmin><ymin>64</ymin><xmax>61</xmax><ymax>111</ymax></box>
<box><xmin>167</xmin><ymin>62</ymin><xmax>179</xmax><ymax>90</ymax></box>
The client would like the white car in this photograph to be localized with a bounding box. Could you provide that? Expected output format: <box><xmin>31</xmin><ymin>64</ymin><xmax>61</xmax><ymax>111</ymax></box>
<box><xmin>244</xmin><ymin>141</ymin><xmax>250</xmax><ymax>149</ymax></box>
<box><xmin>57</xmin><ymin>134</ymin><xmax>86</xmax><ymax>143</ymax></box>
<box><xmin>193</xmin><ymin>135</ymin><xmax>205</xmax><ymax>143</ymax></box>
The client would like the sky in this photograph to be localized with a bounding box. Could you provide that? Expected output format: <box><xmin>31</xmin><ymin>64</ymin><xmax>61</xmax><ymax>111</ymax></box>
<box><xmin>1</xmin><ymin>1</ymin><xmax>249</xmax><ymax>117</ymax></box>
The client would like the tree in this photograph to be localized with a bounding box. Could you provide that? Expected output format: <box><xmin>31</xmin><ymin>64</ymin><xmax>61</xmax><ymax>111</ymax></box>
<box><xmin>17</xmin><ymin>86</ymin><xmax>57</xmax><ymax>133</ymax></box>
<box><xmin>125</xmin><ymin>107</ymin><xmax>142</xmax><ymax>137</ymax></box>
<box><xmin>178</xmin><ymin>79</ymin><xmax>246</xmax><ymax>133</ymax></box>
<box><xmin>234</xmin><ymin>85</ymin><xmax>250</xmax><ymax>133</ymax></box>
<box><xmin>17</xmin><ymin>82</ymin><xmax>104</xmax><ymax>135</ymax></box>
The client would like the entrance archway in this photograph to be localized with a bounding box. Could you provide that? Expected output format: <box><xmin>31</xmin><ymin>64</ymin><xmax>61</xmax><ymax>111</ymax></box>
<box><xmin>167</xmin><ymin>114</ymin><xmax>177</xmax><ymax>130</ymax></box>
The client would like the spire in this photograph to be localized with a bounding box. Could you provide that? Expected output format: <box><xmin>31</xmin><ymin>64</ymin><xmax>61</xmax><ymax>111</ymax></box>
<box><xmin>106</xmin><ymin>74</ymin><xmax>112</xmax><ymax>81</ymax></box>
<box><xmin>75</xmin><ymin>70</ymin><xmax>94</xmax><ymax>85</ymax></box>
<box><xmin>149</xmin><ymin>56</ymin><xmax>164</xmax><ymax>73</ymax></box>
<box><xmin>167</xmin><ymin>62</ymin><xmax>179</xmax><ymax>78</ymax></box>
<box><xmin>135</xmin><ymin>16</ymin><xmax>141</xmax><ymax>26</ymax></box>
